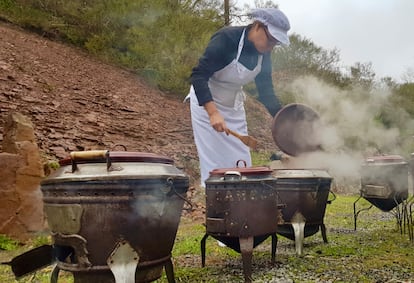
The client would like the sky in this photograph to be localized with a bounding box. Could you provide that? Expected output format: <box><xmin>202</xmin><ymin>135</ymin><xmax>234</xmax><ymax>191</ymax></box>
<box><xmin>236</xmin><ymin>0</ymin><xmax>414</xmax><ymax>82</ymax></box>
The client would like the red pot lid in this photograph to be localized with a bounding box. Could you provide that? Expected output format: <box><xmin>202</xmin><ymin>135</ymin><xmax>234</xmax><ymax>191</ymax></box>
<box><xmin>209</xmin><ymin>166</ymin><xmax>273</xmax><ymax>176</ymax></box>
<box><xmin>59</xmin><ymin>150</ymin><xmax>174</xmax><ymax>166</ymax></box>
<box><xmin>271</xmin><ymin>103</ymin><xmax>322</xmax><ymax>156</ymax></box>
<box><xmin>365</xmin><ymin>155</ymin><xmax>405</xmax><ymax>164</ymax></box>
<box><xmin>209</xmin><ymin>160</ymin><xmax>272</xmax><ymax>176</ymax></box>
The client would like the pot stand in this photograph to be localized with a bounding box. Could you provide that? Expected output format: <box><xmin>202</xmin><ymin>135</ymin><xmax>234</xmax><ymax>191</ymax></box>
<box><xmin>353</xmin><ymin>193</ymin><xmax>407</xmax><ymax>232</ymax></box>
<box><xmin>107</xmin><ymin>240</ymin><xmax>139</xmax><ymax>283</ymax></box>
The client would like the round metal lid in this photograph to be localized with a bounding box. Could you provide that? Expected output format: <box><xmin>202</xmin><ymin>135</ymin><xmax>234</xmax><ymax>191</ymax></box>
<box><xmin>59</xmin><ymin>150</ymin><xmax>174</xmax><ymax>166</ymax></box>
<box><xmin>272</xmin><ymin>103</ymin><xmax>322</xmax><ymax>156</ymax></box>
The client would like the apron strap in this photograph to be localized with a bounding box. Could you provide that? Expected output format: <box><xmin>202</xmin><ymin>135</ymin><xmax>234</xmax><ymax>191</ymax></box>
<box><xmin>235</xmin><ymin>29</ymin><xmax>246</xmax><ymax>61</ymax></box>
<box><xmin>236</xmin><ymin>29</ymin><xmax>263</xmax><ymax>70</ymax></box>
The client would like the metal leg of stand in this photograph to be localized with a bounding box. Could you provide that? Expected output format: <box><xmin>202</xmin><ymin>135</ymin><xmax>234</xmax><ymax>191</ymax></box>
<box><xmin>50</xmin><ymin>264</ymin><xmax>60</xmax><ymax>283</ymax></box>
<box><xmin>321</xmin><ymin>223</ymin><xmax>328</xmax><ymax>243</ymax></box>
<box><xmin>409</xmin><ymin>201</ymin><xmax>414</xmax><ymax>242</ymax></box>
<box><xmin>201</xmin><ymin>234</ymin><xmax>209</xmax><ymax>267</ymax></box>
<box><xmin>165</xmin><ymin>258</ymin><xmax>176</xmax><ymax>283</ymax></box>
<box><xmin>353</xmin><ymin>195</ymin><xmax>373</xmax><ymax>230</ymax></box>
<box><xmin>239</xmin><ymin>237</ymin><xmax>254</xmax><ymax>283</ymax></box>
<box><xmin>393</xmin><ymin>195</ymin><xmax>404</xmax><ymax>234</ymax></box>
<box><xmin>396</xmin><ymin>205</ymin><xmax>403</xmax><ymax>235</ymax></box>
<box><xmin>405</xmin><ymin>195</ymin><xmax>414</xmax><ymax>242</ymax></box>
<box><xmin>353</xmin><ymin>195</ymin><xmax>362</xmax><ymax>230</ymax></box>
<box><xmin>271</xmin><ymin>234</ymin><xmax>277</xmax><ymax>264</ymax></box>
<box><xmin>402</xmin><ymin>200</ymin><xmax>408</xmax><ymax>235</ymax></box>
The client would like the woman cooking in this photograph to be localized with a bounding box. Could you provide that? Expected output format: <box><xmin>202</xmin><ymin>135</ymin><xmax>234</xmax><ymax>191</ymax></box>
<box><xmin>186</xmin><ymin>8</ymin><xmax>290</xmax><ymax>187</ymax></box>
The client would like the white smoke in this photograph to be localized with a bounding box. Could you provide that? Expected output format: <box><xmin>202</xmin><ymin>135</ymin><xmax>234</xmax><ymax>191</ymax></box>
<box><xmin>279</xmin><ymin>76</ymin><xmax>414</xmax><ymax>192</ymax></box>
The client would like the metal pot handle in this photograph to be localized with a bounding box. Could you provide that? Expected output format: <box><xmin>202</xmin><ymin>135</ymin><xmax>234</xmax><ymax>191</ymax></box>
<box><xmin>223</xmin><ymin>171</ymin><xmax>242</xmax><ymax>180</ymax></box>
<box><xmin>166</xmin><ymin>178</ymin><xmax>193</xmax><ymax>212</ymax></box>
<box><xmin>236</xmin><ymin>159</ymin><xmax>247</xmax><ymax>168</ymax></box>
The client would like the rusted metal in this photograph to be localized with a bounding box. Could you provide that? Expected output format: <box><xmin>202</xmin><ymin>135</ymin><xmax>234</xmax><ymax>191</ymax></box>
<box><xmin>40</xmin><ymin>151</ymin><xmax>189</xmax><ymax>283</ymax></box>
<box><xmin>202</xmin><ymin>164</ymin><xmax>281</xmax><ymax>283</ymax></box>
<box><xmin>273</xmin><ymin>169</ymin><xmax>333</xmax><ymax>255</ymax></box>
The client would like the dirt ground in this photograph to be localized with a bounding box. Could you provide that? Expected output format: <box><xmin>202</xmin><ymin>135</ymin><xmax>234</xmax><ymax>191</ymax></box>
<box><xmin>0</xmin><ymin>21</ymin><xmax>277</xmax><ymax>220</ymax></box>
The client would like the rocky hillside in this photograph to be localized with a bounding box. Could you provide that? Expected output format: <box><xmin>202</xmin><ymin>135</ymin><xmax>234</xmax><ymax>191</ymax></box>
<box><xmin>0</xmin><ymin>21</ymin><xmax>276</xmax><ymax>186</ymax></box>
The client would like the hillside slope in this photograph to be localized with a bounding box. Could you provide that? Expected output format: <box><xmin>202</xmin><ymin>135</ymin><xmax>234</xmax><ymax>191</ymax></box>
<box><xmin>0</xmin><ymin>21</ymin><xmax>276</xmax><ymax>185</ymax></box>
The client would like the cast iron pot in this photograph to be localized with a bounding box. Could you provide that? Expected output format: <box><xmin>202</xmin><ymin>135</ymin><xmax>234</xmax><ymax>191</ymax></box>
<box><xmin>41</xmin><ymin>150</ymin><xmax>189</xmax><ymax>283</ymax></box>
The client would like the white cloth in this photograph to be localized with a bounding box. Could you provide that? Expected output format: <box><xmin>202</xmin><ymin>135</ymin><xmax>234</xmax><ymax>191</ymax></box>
<box><xmin>188</xmin><ymin>29</ymin><xmax>263</xmax><ymax>187</ymax></box>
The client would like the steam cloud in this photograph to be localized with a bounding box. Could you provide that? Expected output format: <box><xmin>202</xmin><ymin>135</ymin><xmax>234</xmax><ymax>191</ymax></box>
<box><xmin>279</xmin><ymin>76</ymin><xmax>414</xmax><ymax>192</ymax></box>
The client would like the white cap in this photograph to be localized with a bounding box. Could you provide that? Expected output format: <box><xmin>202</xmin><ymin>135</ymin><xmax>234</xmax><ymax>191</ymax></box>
<box><xmin>250</xmin><ymin>8</ymin><xmax>291</xmax><ymax>46</ymax></box>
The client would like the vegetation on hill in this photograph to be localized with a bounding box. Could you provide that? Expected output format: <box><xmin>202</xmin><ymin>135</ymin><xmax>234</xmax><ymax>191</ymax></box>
<box><xmin>1</xmin><ymin>0</ymin><xmax>413</xmax><ymax>157</ymax></box>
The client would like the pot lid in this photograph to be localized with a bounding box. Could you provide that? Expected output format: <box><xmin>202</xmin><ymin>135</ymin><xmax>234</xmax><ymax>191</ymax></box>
<box><xmin>209</xmin><ymin>160</ymin><xmax>272</xmax><ymax>176</ymax></box>
<box><xmin>273</xmin><ymin>169</ymin><xmax>332</xmax><ymax>179</ymax></box>
<box><xmin>272</xmin><ymin>103</ymin><xmax>322</xmax><ymax>156</ymax></box>
<box><xmin>59</xmin><ymin>150</ymin><xmax>174</xmax><ymax>166</ymax></box>
<box><xmin>365</xmin><ymin>155</ymin><xmax>406</xmax><ymax>164</ymax></box>
<box><xmin>209</xmin><ymin>166</ymin><xmax>273</xmax><ymax>176</ymax></box>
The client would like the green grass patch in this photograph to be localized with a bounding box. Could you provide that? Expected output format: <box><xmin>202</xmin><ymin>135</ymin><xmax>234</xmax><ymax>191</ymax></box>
<box><xmin>0</xmin><ymin>235</ymin><xmax>19</xmax><ymax>251</ymax></box>
<box><xmin>1</xmin><ymin>195</ymin><xmax>413</xmax><ymax>282</ymax></box>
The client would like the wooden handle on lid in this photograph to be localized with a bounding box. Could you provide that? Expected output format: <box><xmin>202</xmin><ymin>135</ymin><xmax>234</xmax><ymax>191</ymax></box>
<box><xmin>70</xmin><ymin>150</ymin><xmax>109</xmax><ymax>161</ymax></box>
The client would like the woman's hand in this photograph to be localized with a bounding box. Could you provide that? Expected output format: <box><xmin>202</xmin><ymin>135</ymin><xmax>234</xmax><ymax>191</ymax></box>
<box><xmin>209</xmin><ymin>111</ymin><xmax>227</xmax><ymax>132</ymax></box>
<box><xmin>204</xmin><ymin>101</ymin><xmax>227</xmax><ymax>132</ymax></box>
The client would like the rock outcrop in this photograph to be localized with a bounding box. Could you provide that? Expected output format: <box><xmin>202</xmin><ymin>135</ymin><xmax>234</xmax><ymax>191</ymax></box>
<box><xmin>0</xmin><ymin>112</ymin><xmax>45</xmax><ymax>241</ymax></box>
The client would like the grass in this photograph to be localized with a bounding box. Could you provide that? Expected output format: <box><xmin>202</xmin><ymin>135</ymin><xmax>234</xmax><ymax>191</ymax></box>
<box><xmin>1</xmin><ymin>195</ymin><xmax>413</xmax><ymax>282</ymax></box>
<box><xmin>251</xmin><ymin>151</ymin><xmax>274</xmax><ymax>166</ymax></box>
<box><xmin>0</xmin><ymin>235</ymin><xmax>19</xmax><ymax>251</ymax></box>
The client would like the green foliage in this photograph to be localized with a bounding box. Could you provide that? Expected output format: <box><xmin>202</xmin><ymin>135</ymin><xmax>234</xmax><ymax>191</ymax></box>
<box><xmin>272</xmin><ymin>34</ymin><xmax>344</xmax><ymax>86</ymax></box>
<box><xmin>172</xmin><ymin>222</ymin><xmax>205</xmax><ymax>256</ymax></box>
<box><xmin>30</xmin><ymin>235</ymin><xmax>51</xmax><ymax>247</ymax></box>
<box><xmin>393</xmin><ymin>82</ymin><xmax>414</xmax><ymax>116</ymax></box>
<box><xmin>0</xmin><ymin>235</ymin><xmax>19</xmax><ymax>251</ymax></box>
<box><xmin>1</xmin><ymin>0</ymin><xmax>413</xmax><ymax>154</ymax></box>
<box><xmin>251</xmin><ymin>150</ymin><xmax>273</xmax><ymax>166</ymax></box>
<box><xmin>47</xmin><ymin>161</ymin><xmax>60</xmax><ymax>170</ymax></box>
<box><xmin>349</xmin><ymin>62</ymin><xmax>376</xmax><ymax>89</ymax></box>
<box><xmin>0</xmin><ymin>0</ymin><xmax>223</xmax><ymax>94</ymax></box>
<box><xmin>0</xmin><ymin>0</ymin><xmax>14</xmax><ymax>10</ymax></box>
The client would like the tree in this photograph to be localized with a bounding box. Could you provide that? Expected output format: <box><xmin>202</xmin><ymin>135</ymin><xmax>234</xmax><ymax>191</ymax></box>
<box><xmin>348</xmin><ymin>62</ymin><xmax>375</xmax><ymax>90</ymax></box>
<box><xmin>393</xmin><ymin>83</ymin><xmax>414</xmax><ymax>116</ymax></box>
<box><xmin>271</xmin><ymin>34</ymin><xmax>343</xmax><ymax>86</ymax></box>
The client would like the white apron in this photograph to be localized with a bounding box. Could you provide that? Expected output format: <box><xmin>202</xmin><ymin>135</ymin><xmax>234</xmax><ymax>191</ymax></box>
<box><xmin>188</xmin><ymin>29</ymin><xmax>263</xmax><ymax>187</ymax></box>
